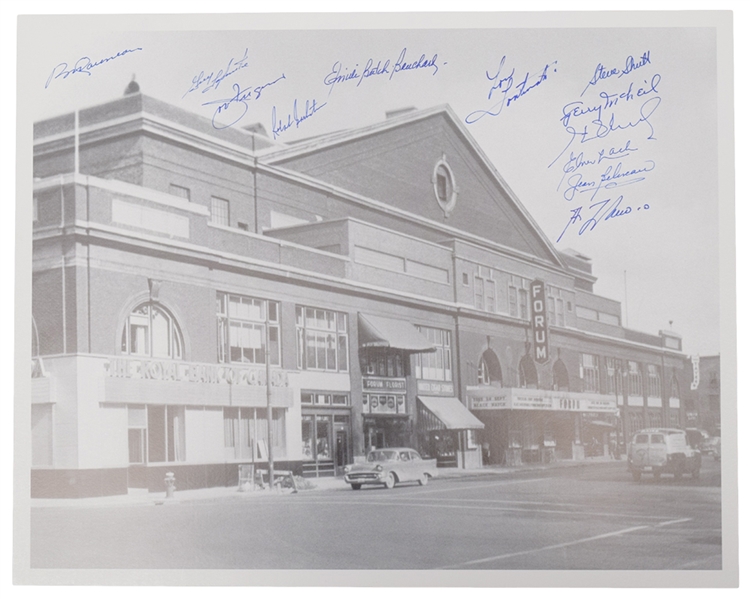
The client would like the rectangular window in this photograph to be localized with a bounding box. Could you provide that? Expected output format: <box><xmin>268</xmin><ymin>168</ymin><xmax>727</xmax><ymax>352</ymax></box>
<box><xmin>128</xmin><ymin>405</ymin><xmax>147</xmax><ymax>464</ymax></box>
<box><xmin>211</xmin><ymin>196</ymin><xmax>230</xmax><ymax>226</ymax></box>
<box><xmin>581</xmin><ymin>353</ymin><xmax>600</xmax><ymax>393</ymax></box>
<box><xmin>295</xmin><ymin>306</ymin><xmax>349</xmax><ymax>372</ymax></box>
<box><xmin>217</xmin><ymin>293</ymin><xmax>280</xmax><ymax>365</ymax></box>
<box><xmin>647</xmin><ymin>364</ymin><xmax>662</xmax><ymax>398</ymax></box>
<box><xmin>627</xmin><ymin>361</ymin><xmax>643</xmax><ymax>398</ymax></box>
<box><xmin>546</xmin><ymin>287</ymin><xmax>566</xmax><ymax>327</ymax></box>
<box><xmin>361</xmin><ymin>351</ymin><xmax>404</xmax><ymax>377</ymax></box>
<box><xmin>168</xmin><ymin>184</ymin><xmax>191</xmax><ymax>201</ymax></box>
<box><xmin>414</xmin><ymin>326</ymin><xmax>452</xmax><ymax>381</ymax></box>
<box><xmin>508</xmin><ymin>276</ymin><xmax>530</xmax><ymax>320</ymax></box>
<box><xmin>147</xmin><ymin>405</ymin><xmax>185</xmax><ymax>463</ymax></box>
<box><xmin>605</xmin><ymin>358</ymin><xmax>623</xmax><ymax>395</ymax></box>
<box><xmin>474</xmin><ymin>268</ymin><xmax>496</xmax><ymax>313</ymax></box>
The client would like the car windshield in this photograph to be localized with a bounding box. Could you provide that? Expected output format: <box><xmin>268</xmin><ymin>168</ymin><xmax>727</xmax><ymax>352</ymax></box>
<box><xmin>367</xmin><ymin>450</ymin><xmax>398</xmax><ymax>462</ymax></box>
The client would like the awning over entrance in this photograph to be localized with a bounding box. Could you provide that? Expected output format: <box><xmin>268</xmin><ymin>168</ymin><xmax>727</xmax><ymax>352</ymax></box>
<box><xmin>358</xmin><ymin>313</ymin><xmax>436</xmax><ymax>353</ymax></box>
<box><xmin>418</xmin><ymin>396</ymin><xmax>485</xmax><ymax>431</ymax></box>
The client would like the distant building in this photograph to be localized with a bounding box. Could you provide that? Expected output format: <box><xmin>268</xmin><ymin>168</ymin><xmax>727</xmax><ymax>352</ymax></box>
<box><xmin>31</xmin><ymin>90</ymin><xmax>694</xmax><ymax>497</ymax></box>
<box><xmin>686</xmin><ymin>355</ymin><xmax>720</xmax><ymax>435</ymax></box>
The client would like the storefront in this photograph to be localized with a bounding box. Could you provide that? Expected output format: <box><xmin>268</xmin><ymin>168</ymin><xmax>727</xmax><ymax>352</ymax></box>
<box><xmin>357</xmin><ymin>313</ymin><xmax>437</xmax><ymax>452</ymax></box>
<box><xmin>300</xmin><ymin>391</ymin><xmax>352</xmax><ymax>477</ymax></box>
<box><xmin>468</xmin><ymin>386</ymin><xmax>618</xmax><ymax>465</ymax></box>
<box><xmin>417</xmin><ymin>396</ymin><xmax>484</xmax><ymax>468</ymax></box>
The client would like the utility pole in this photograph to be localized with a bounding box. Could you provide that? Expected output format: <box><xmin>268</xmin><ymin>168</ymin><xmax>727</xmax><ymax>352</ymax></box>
<box><xmin>265</xmin><ymin>319</ymin><xmax>274</xmax><ymax>490</ymax></box>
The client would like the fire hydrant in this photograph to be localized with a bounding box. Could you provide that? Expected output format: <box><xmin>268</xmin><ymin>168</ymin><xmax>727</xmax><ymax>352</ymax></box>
<box><xmin>164</xmin><ymin>472</ymin><xmax>176</xmax><ymax>499</ymax></box>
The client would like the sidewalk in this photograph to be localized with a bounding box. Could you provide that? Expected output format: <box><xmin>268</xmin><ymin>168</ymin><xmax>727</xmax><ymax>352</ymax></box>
<box><xmin>29</xmin><ymin>456</ymin><xmax>624</xmax><ymax>509</ymax></box>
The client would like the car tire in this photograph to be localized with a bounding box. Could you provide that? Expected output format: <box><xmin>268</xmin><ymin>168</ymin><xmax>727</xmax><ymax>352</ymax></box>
<box><xmin>351</xmin><ymin>483</ymin><xmax>362</xmax><ymax>490</ymax></box>
<box><xmin>418</xmin><ymin>474</ymin><xmax>428</xmax><ymax>486</ymax></box>
<box><xmin>653</xmin><ymin>471</ymin><xmax>661</xmax><ymax>481</ymax></box>
<box><xmin>692</xmin><ymin>469</ymin><xmax>700</xmax><ymax>479</ymax></box>
<box><xmin>674</xmin><ymin>469</ymin><xmax>683</xmax><ymax>480</ymax></box>
<box><xmin>384</xmin><ymin>472</ymin><xmax>396</xmax><ymax>489</ymax></box>
<box><xmin>632</xmin><ymin>470</ymin><xmax>641</xmax><ymax>482</ymax></box>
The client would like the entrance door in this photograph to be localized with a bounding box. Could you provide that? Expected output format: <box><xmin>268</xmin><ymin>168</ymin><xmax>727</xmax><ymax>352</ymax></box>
<box><xmin>334</xmin><ymin>428</ymin><xmax>350</xmax><ymax>475</ymax></box>
<box><xmin>366</xmin><ymin>427</ymin><xmax>386</xmax><ymax>450</ymax></box>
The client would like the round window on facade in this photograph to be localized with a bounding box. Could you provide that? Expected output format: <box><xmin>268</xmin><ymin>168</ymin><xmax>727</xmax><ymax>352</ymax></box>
<box><xmin>433</xmin><ymin>157</ymin><xmax>458</xmax><ymax>218</ymax></box>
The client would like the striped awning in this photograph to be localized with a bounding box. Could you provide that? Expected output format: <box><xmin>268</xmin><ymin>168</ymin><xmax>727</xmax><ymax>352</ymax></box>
<box><xmin>418</xmin><ymin>396</ymin><xmax>485</xmax><ymax>431</ymax></box>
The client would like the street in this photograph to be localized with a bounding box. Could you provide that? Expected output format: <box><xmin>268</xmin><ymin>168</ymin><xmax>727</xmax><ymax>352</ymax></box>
<box><xmin>30</xmin><ymin>460</ymin><xmax>722</xmax><ymax>570</ymax></box>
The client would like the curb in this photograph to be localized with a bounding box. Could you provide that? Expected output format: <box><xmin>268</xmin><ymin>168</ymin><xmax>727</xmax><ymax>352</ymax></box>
<box><xmin>29</xmin><ymin>458</ymin><xmax>626</xmax><ymax>509</ymax></box>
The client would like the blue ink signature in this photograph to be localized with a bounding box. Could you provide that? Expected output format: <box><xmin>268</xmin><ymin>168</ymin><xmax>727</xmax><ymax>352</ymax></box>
<box><xmin>465</xmin><ymin>56</ymin><xmax>557</xmax><ymax>124</ymax></box>
<box><xmin>580</xmin><ymin>51</ymin><xmax>651</xmax><ymax>96</ymax></box>
<box><xmin>556</xmin><ymin>196</ymin><xmax>650</xmax><ymax>242</ymax></box>
<box><xmin>323</xmin><ymin>48</ymin><xmax>439</xmax><ymax>95</ymax></box>
<box><xmin>45</xmin><ymin>47</ymin><xmax>143</xmax><ymax>89</ymax></box>
<box><xmin>561</xmin><ymin>140</ymin><xmax>639</xmax><ymax>176</ymax></box>
<box><xmin>183</xmin><ymin>48</ymin><xmax>249</xmax><ymax>98</ymax></box>
<box><xmin>271</xmin><ymin>98</ymin><xmax>327</xmax><ymax>140</ymax></box>
<box><xmin>389</xmin><ymin>48</ymin><xmax>439</xmax><ymax>80</ymax></box>
<box><xmin>549</xmin><ymin>95</ymin><xmax>661</xmax><ymax>169</ymax></box>
<box><xmin>201</xmin><ymin>75</ymin><xmax>286</xmax><ymax>130</ymax></box>
<box><xmin>558</xmin><ymin>159</ymin><xmax>655</xmax><ymax>202</ymax></box>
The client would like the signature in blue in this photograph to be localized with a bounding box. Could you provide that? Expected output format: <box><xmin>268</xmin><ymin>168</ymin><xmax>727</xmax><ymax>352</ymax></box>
<box><xmin>271</xmin><ymin>98</ymin><xmax>327</xmax><ymax>140</ymax></box>
<box><xmin>183</xmin><ymin>48</ymin><xmax>249</xmax><ymax>98</ymax></box>
<box><xmin>561</xmin><ymin>139</ymin><xmax>639</xmax><ymax>175</ymax></box>
<box><xmin>549</xmin><ymin>95</ymin><xmax>661</xmax><ymax>169</ymax></box>
<box><xmin>45</xmin><ymin>47</ymin><xmax>143</xmax><ymax>89</ymax></box>
<box><xmin>323</xmin><ymin>48</ymin><xmax>439</xmax><ymax>96</ymax></box>
<box><xmin>580</xmin><ymin>51</ymin><xmax>651</xmax><ymax>96</ymax></box>
<box><xmin>201</xmin><ymin>75</ymin><xmax>286</xmax><ymax>130</ymax></box>
<box><xmin>559</xmin><ymin>158</ymin><xmax>655</xmax><ymax>202</ymax></box>
<box><xmin>465</xmin><ymin>56</ymin><xmax>557</xmax><ymax>124</ymax></box>
<box><xmin>556</xmin><ymin>195</ymin><xmax>650</xmax><ymax>243</ymax></box>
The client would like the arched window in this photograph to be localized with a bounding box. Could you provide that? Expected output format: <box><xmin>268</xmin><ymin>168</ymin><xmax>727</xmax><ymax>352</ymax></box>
<box><xmin>553</xmin><ymin>358</ymin><xmax>569</xmax><ymax>391</ymax></box>
<box><xmin>478</xmin><ymin>349</ymin><xmax>503</xmax><ymax>386</ymax></box>
<box><xmin>518</xmin><ymin>354</ymin><xmax>538</xmax><ymax>389</ymax></box>
<box><xmin>121</xmin><ymin>302</ymin><xmax>183</xmax><ymax>359</ymax></box>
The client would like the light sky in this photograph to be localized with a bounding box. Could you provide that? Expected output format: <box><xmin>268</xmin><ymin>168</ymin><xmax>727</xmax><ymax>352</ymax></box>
<box><xmin>25</xmin><ymin>17</ymin><xmax>723</xmax><ymax>356</ymax></box>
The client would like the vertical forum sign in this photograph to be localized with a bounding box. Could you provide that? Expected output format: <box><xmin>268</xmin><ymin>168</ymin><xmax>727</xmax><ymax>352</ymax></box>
<box><xmin>531</xmin><ymin>279</ymin><xmax>549</xmax><ymax>364</ymax></box>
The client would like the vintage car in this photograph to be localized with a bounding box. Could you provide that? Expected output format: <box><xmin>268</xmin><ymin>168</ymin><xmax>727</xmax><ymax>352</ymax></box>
<box><xmin>627</xmin><ymin>428</ymin><xmax>702</xmax><ymax>481</ymax></box>
<box><xmin>344</xmin><ymin>448</ymin><xmax>438</xmax><ymax>490</ymax></box>
<box><xmin>700</xmin><ymin>436</ymin><xmax>721</xmax><ymax>461</ymax></box>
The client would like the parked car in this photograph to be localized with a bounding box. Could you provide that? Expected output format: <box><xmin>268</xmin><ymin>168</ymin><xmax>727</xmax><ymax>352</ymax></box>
<box><xmin>344</xmin><ymin>448</ymin><xmax>438</xmax><ymax>490</ymax></box>
<box><xmin>700</xmin><ymin>436</ymin><xmax>721</xmax><ymax>461</ymax></box>
<box><xmin>628</xmin><ymin>428</ymin><xmax>701</xmax><ymax>481</ymax></box>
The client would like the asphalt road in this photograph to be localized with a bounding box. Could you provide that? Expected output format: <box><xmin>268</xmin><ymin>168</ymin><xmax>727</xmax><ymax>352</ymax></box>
<box><xmin>29</xmin><ymin>459</ymin><xmax>722</xmax><ymax>570</ymax></box>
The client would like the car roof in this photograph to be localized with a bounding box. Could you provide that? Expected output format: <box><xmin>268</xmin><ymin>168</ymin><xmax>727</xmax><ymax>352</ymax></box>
<box><xmin>368</xmin><ymin>447</ymin><xmax>418</xmax><ymax>453</ymax></box>
<box><xmin>633</xmin><ymin>428</ymin><xmax>685</xmax><ymax>435</ymax></box>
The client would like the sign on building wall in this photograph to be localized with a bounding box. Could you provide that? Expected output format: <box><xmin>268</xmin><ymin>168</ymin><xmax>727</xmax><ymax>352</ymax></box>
<box><xmin>531</xmin><ymin>279</ymin><xmax>549</xmax><ymax>364</ymax></box>
<box><xmin>469</xmin><ymin>388</ymin><xmax>618</xmax><ymax>414</ymax></box>
<box><xmin>691</xmin><ymin>355</ymin><xmax>700</xmax><ymax>390</ymax></box>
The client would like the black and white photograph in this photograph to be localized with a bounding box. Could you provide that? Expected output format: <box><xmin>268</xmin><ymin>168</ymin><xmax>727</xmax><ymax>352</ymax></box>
<box><xmin>12</xmin><ymin>7</ymin><xmax>738</xmax><ymax>588</ymax></box>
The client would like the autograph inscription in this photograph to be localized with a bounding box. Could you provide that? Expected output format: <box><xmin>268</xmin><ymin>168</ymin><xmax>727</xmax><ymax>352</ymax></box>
<box><xmin>271</xmin><ymin>98</ymin><xmax>327</xmax><ymax>140</ymax></box>
<box><xmin>550</xmin><ymin>50</ymin><xmax>659</xmax><ymax>241</ymax></box>
<box><xmin>323</xmin><ymin>47</ymin><xmax>440</xmax><ymax>95</ymax></box>
<box><xmin>556</xmin><ymin>196</ymin><xmax>650</xmax><ymax>243</ymax></box>
<box><xmin>580</xmin><ymin>51</ymin><xmax>651</xmax><ymax>96</ymax></box>
<box><xmin>45</xmin><ymin>47</ymin><xmax>143</xmax><ymax>89</ymax></box>
<box><xmin>465</xmin><ymin>56</ymin><xmax>557</xmax><ymax>124</ymax></box>
<box><xmin>201</xmin><ymin>75</ymin><xmax>286</xmax><ymax>129</ymax></box>
<box><xmin>183</xmin><ymin>48</ymin><xmax>250</xmax><ymax>97</ymax></box>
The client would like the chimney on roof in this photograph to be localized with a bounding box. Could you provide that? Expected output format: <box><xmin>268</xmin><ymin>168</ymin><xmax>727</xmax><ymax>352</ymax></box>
<box><xmin>385</xmin><ymin>106</ymin><xmax>417</xmax><ymax>119</ymax></box>
<box><xmin>243</xmin><ymin>122</ymin><xmax>268</xmax><ymax>137</ymax></box>
<box><xmin>124</xmin><ymin>74</ymin><xmax>140</xmax><ymax>95</ymax></box>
